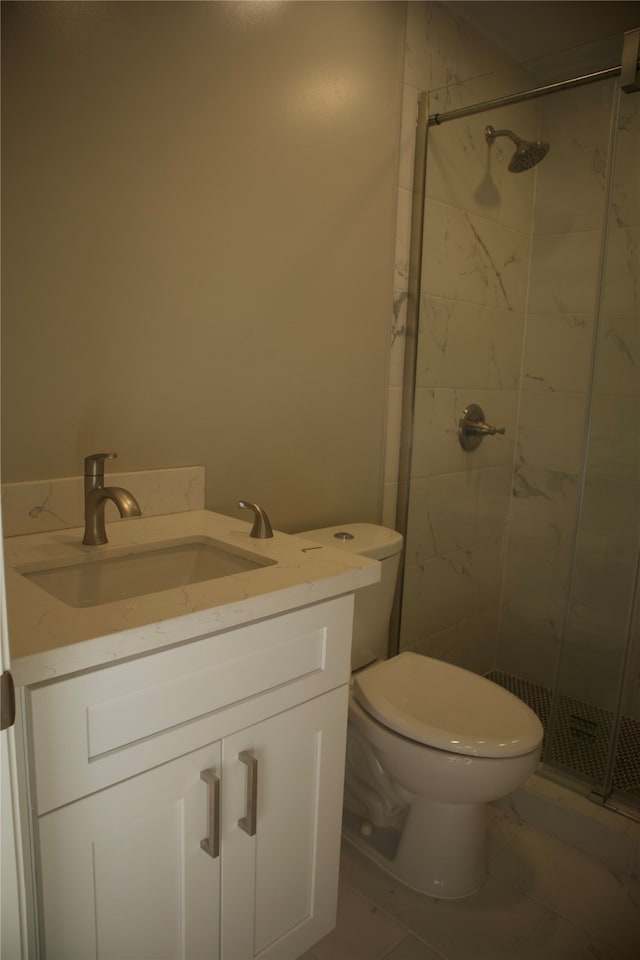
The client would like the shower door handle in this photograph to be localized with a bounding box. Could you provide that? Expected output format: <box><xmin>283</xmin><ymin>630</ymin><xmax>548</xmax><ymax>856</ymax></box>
<box><xmin>459</xmin><ymin>404</ymin><xmax>506</xmax><ymax>451</ymax></box>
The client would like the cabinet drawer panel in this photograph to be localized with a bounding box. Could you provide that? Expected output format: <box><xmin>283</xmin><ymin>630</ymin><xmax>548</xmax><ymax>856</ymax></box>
<box><xmin>26</xmin><ymin>595</ymin><xmax>353</xmax><ymax>814</ymax></box>
<box><xmin>88</xmin><ymin>627</ymin><xmax>324</xmax><ymax>757</ymax></box>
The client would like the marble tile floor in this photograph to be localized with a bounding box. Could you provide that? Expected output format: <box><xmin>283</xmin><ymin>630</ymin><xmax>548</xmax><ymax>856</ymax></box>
<box><xmin>300</xmin><ymin>808</ymin><xmax>640</xmax><ymax>960</ymax></box>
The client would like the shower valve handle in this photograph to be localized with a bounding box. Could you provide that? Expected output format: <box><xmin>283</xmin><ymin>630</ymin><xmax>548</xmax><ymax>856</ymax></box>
<box><xmin>465</xmin><ymin>422</ymin><xmax>506</xmax><ymax>436</ymax></box>
<box><xmin>459</xmin><ymin>404</ymin><xmax>506</xmax><ymax>451</ymax></box>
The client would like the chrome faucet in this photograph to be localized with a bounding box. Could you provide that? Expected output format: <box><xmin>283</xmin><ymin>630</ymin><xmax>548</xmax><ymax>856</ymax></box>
<box><xmin>83</xmin><ymin>453</ymin><xmax>142</xmax><ymax>546</ymax></box>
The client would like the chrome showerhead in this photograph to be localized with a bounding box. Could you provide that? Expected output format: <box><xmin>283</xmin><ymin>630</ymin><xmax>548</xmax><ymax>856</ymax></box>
<box><xmin>484</xmin><ymin>124</ymin><xmax>550</xmax><ymax>172</ymax></box>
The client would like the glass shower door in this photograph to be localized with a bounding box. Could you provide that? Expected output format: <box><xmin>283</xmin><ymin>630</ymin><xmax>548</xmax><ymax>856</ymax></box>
<box><xmin>545</xmin><ymin>85</ymin><xmax>640</xmax><ymax>811</ymax></box>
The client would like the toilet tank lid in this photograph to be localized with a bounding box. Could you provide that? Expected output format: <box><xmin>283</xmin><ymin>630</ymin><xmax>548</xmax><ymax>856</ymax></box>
<box><xmin>353</xmin><ymin>652</ymin><xmax>543</xmax><ymax>758</ymax></box>
<box><xmin>298</xmin><ymin>523</ymin><xmax>403</xmax><ymax>561</ymax></box>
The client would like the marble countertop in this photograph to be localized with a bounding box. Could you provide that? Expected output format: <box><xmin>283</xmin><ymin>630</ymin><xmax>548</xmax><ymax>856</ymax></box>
<box><xmin>4</xmin><ymin>510</ymin><xmax>380</xmax><ymax>687</ymax></box>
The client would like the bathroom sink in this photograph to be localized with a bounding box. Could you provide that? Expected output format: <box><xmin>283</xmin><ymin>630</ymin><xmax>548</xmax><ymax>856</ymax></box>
<box><xmin>20</xmin><ymin>537</ymin><xmax>277</xmax><ymax>608</ymax></box>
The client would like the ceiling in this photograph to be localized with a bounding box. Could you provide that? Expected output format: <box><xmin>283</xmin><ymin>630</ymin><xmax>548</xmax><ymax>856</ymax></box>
<box><xmin>447</xmin><ymin>1</ymin><xmax>640</xmax><ymax>64</ymax></box>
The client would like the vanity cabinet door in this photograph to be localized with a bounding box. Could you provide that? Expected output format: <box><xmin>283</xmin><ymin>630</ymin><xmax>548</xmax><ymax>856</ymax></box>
<box><xmin>36</xmin><ymin>742</ymin><xmax>222</xmax><ymax>960</ymax></box>
<box><xmin>221</xmin><ymin>684</ymin><xmax>349</xmax><ymax>960</ymax></box>
<box><xmin>35</xmin><ymin>685</ymin><xmax>349</xmax><ymax>960</ymax></box>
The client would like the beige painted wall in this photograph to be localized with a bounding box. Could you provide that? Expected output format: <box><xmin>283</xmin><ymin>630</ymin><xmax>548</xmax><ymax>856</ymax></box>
<box><xmin>1</xmin><ymin>0</ymin><xmax>404</xmax><ymax>533</ymax></box>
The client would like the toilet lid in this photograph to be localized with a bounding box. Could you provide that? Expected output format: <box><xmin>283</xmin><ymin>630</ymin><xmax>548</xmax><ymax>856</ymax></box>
<box><xmin>353</xmin><ymin>652</ymin><xmax>543</xmax><ymax>758</ymax></box>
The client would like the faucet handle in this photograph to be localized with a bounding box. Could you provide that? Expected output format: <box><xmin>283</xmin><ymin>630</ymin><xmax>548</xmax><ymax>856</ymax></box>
<box><xmin>84</xmin><ymin>452</ymin><xmax>117</xmax><ymax>481</ymax></box>
<box><xmin>238</xmin><ymin>500</ymin><xmax>274</xmax><ymax>539</ymax></box>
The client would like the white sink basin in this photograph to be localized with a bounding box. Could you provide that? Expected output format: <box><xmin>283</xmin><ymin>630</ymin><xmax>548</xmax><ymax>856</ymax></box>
<box><xmin>20</xmin><ymin>537</ymin><xmax>277</xmax><ymax>608</ymax></box>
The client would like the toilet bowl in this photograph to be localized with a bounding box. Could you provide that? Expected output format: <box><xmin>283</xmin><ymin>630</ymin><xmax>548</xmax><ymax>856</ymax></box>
<box><xmin>349</xmin><ymin>652</ymin><xmax>542</xmax><ymax>897</ymax></box>
<box><xmin>300</xmin><ymin>523</ymin><xmax>544</xmax><ymax>900</ymax></box>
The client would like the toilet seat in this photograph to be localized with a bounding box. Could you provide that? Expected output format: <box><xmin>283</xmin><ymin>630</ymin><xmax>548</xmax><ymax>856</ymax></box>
<box><xmin>352</xmin><ymin>652</ymin><xmax>543</xmax><ymax>759</ymax></box>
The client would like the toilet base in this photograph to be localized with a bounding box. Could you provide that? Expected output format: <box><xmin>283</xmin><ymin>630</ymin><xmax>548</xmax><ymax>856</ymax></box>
<box><xmin>343</xmin><ymin>797</ymin><xmax>487</xmax><ymax>899</ymax></box>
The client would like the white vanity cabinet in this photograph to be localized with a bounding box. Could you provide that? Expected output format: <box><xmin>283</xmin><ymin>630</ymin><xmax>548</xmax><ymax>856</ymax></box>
<box><xmin>22</xmin><ymin>595</ymin><xmax>354</xmax><ymax>960</ymax></box>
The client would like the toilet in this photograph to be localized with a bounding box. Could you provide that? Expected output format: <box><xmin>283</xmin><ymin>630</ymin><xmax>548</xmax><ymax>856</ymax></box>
<box><xmin>300</xmin><ymin>522</ymin><xmax>544</xmax><ymax>899</ymax></box>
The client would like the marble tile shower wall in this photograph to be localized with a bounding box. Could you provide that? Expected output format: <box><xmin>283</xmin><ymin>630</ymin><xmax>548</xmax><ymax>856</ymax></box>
<box><xmin>399</xmin><ymin>95</ymin><xmax>537</xmax><ymax>673</ymax></box>
<box><xmin>390</xmin><ymin>7</ymin><xmax>637</xmax><ymax>695</ymax></box>
<box><xmin>497</xmin><ymin>82</ymin><xmax>618</xmax><ymax>690</ymax></box>
<box><xmin>397</xmin><ymin>57</ymin><xmax>638</xmax><ymax>692</ymax></box>
<box><xmin>382</xmin><ymin>1</ymin><xmax>521</xmax><ymax>530</ymax></box>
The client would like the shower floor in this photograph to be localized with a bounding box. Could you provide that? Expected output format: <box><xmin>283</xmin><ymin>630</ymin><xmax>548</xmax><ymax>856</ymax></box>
<box><xmin>487</xmin><ymin>670</ymin><xmax>640</xmax><ymax>805</ymax></box>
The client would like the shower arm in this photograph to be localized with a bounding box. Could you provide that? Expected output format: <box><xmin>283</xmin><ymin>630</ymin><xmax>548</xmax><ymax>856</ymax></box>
<box><xmin>485</xmin><ymin>127</ymin><xmax>521</xmax><ymax>147</ymax></box>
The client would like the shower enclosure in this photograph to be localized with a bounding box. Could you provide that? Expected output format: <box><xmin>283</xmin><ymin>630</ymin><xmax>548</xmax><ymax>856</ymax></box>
<box><xmin>396</xmin><ymin>30</ymin><xmax>640</xmax><ymax>818</ymax></box>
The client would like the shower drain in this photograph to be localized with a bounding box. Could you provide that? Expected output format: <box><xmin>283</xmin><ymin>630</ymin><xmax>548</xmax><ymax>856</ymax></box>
<box><xmin>487</xmin><ymin>670</ymin><xmax>640</xmax><ymax>802</ymax></box>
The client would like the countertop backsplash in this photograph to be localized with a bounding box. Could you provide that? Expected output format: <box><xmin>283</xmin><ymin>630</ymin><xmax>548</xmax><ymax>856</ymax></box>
<box><xmin>1</xmin><ymin>465</ymin><xmax>205</xmax><ymax>538</ymax></box>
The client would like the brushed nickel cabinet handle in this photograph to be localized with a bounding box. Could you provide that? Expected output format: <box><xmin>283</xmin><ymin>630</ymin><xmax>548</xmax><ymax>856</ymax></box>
<box><xmin>200</xmin><ymin>768</ymin><xmax>221</xmax><ymax>859</ymax></box>
<box><xmin>238</xmin><ymin>751</ymin><xmax>258</xmax><ymax>837</ymax></box>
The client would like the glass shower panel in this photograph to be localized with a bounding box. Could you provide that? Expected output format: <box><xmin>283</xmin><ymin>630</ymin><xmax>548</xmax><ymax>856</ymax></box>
<box><xmin>545</xmin><ymin>86</ymin><xmax>640</xmax><ymax>807</ymax></box>
<box><xmin>400</xmin><ymin>31</ymin><xmax>639</xmax><ymax>815</ymax></box>
<box><xmin>495</xmin><ymin>76</ymin><xmax>617</xmax><ymax>707</ymax></box>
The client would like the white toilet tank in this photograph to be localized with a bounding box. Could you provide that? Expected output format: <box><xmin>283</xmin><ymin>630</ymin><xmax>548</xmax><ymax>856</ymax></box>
<box><xmin>299</xmin><ymin>523</ymin><xmax>403</xmax><ymax>669</ymax></box>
